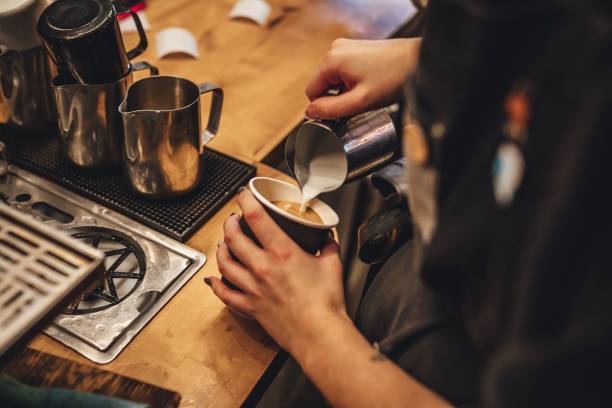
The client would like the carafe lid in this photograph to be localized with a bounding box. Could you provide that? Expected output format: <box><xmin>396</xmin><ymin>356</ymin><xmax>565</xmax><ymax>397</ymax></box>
<box><xmin>37</xmin><ymin>0</ymin><xmax>114</xmax><ymax>41</ymax></box>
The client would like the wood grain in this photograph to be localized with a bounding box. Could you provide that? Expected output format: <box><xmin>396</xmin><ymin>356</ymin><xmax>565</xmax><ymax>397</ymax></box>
<box><xmin>2</xmin><ymin>347</ymin><xmax>181</xmax><ymax>408</ymax></box>
<box><xmin>125</xmin><ymin>0</ymin><xmax>415</xmax><ymax>163</ymax></box>
<box><xmin>25</xmin><ymin>0</ymin><xmax>414</xmax><ymax>406</ymax></box>
<box><xmin>29</xmin><ymin>164</ymin><xmax>289</xmax><ymax>407</ymax></box>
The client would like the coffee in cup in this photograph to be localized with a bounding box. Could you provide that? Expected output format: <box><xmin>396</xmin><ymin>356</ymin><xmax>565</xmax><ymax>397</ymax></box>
<box><xmin>271</xmin><ymin>200</ymin><xmax>324</xmax><ymax>225</ymax></box>
<box><xmin>242</xmin><ymin>177</ymin><xmax>338</xmax><ymax>254</ymax></box>
<box><xmin>221</xmin><ymin>177</ymin><xmax>339</xmax><ymax>298</ymax></box>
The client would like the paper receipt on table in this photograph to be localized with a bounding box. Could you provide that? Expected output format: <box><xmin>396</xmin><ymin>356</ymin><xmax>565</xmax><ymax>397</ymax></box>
<box><xmin>229</xmin><ymin>0</ymin><xmax>271</xmax><ymax>26</ymax></box>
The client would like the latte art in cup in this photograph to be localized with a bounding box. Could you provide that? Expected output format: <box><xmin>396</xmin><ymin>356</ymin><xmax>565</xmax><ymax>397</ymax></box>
<box><xmin>271</xmin><ymin>200</ymin><xmax>324</xmax><ymax>225</ymax></box>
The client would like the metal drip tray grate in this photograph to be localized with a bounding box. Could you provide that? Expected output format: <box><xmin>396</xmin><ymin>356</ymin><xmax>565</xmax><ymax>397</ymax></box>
<box><xmin>0</xmin><ymin>166</ymin><xmax>207</xmax><ymax>363</ymax></box>
<box><xmin>0</xmin><ymin>204</ymin><xmax>103</xmax><ymax>359</ymax></box>
<box><xmin>0</xmin><ymin>128</ymin><xmax>256</xmax><ymax>241</ymax></box>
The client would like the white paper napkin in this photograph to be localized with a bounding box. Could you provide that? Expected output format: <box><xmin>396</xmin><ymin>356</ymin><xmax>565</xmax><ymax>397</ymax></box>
<box><xmin>229</xmin><ymin>0</ymin><xmax>271</xmax><ymax>27</ymax></box>
<box><xmin>155</xmin><ymin>27</ymin><xmax>199</xmax><ymax>59</ymax></box>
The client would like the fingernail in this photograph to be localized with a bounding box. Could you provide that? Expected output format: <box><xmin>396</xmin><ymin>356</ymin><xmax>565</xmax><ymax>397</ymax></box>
<box><xmin>204</xmin><ymin>277</ymin><xmax>212</xmax><ymax>287</ymax></box>
<box><xmin>217</xmin><ymin>240</ymin><xmax>224</xmax><ymax>247</ymax></box>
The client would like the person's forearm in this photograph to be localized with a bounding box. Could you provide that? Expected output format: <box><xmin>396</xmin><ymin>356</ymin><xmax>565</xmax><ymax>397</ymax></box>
<box><xmin>289</xmin><ymin>312</ymin><xmax>451</xmax><ymax>408</ymax></box>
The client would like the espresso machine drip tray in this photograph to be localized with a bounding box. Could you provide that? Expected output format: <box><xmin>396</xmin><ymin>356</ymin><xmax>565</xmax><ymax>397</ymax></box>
<box><xmin>0</xmin><ymin>130</ymin><xmax>256</xmax><ymax>242</ymax></box>
<box><xmin>0</xmin><ymin>204</ymin><xmax>103</xmax><ymax>362</ymax></box>
<box><xmin>0</xmin><ymin>165</ymin><xmax>206</xmax><ymax>363</ymax></box>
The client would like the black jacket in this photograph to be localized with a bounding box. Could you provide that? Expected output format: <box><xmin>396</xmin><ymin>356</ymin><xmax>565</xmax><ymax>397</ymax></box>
<box><xmin>418</xmin><ymin>0</ymin><xmax>612</xmax><ymax>406</ymax></box>
<box><xmin>258</xmin><ymin>1</ymin><xmax>612</xmax><ymax>406</ymax></box>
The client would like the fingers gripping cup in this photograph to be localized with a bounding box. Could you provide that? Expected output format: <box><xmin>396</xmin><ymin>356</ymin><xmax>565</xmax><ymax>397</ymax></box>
<box><xmin>222</xmin><ymin>177</ymin><xmax>339</xmax><ymax>292</ymax></box>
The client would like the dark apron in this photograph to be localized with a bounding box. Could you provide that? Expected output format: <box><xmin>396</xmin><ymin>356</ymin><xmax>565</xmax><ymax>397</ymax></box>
<box><xmin>256</xmin><ymin>238</ymin><xmax>482</xmax><ymax>407</ymax></box>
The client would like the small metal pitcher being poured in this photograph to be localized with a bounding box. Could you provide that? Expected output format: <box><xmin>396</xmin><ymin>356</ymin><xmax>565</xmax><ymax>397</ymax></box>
<box><xmin>119</xmin><ymin>76</ymin><xmax>224</xmax><ymax>199</ymax></box>
<box><xmin>285</xmin><ymin>107</ymin><xmax>399</xmax><ymax>201</ymax></box>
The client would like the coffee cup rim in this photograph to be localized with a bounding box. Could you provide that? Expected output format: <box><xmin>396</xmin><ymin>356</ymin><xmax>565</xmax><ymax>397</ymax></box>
<box><xmin>248</xmin><ymin>177</ymin><xmax>339</xmax><ymax>229</ymax></box>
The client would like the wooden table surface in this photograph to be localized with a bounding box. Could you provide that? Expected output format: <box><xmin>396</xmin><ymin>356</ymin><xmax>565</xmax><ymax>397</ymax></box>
<box><xmin>123</xmin><ymin>0</ymin><xmax>417</xmax><ymax>163</ymax></box>
<box><xmin>28</xmin><ymin>1</ymin><xmax>416</xmax><ymax>407</ymax></box>
<box><xmin>29</xmin><ymin>164</ymin><xmax>287</xmax><ymax>407</ymax></box>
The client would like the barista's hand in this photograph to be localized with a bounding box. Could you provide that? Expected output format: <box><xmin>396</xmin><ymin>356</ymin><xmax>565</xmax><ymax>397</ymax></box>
<box><xmin>207</xmin><ymin>190</ymin><xmax>347</xmax><ymax>354</ymax></box>
<box><xmin>305</xmin><ymin>38</ymin><xmax>421</xmax><ymax>120</ymax></box>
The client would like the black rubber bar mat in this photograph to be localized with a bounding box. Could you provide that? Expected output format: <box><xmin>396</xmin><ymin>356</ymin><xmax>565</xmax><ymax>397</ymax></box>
<box><xmin>0</xmin><ymin>128</ymin><xmax>256</xmax><ymax>242</ymax></box>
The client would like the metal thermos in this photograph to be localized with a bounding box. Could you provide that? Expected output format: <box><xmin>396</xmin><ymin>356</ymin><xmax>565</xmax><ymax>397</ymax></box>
<box><xmin>37</xmin><ymin>0</ymin><xmax>148</xmax><ymax>84</ymax></box>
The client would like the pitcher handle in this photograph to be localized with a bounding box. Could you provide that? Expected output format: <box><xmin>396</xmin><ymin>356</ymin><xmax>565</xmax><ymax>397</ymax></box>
<box><xmin>198</xmin><ymin>82</ymin><xmax>224</xmax><ymax>146</ymax></box>
<box><xmin>124</xmin><ymin>10</ymin><xmax>148</xmax><ymax>60</ymax></box>
<box><xmin>131</xmin><ymin>61</ymin><xmax>159</xmax><ymax>76</ymax></box>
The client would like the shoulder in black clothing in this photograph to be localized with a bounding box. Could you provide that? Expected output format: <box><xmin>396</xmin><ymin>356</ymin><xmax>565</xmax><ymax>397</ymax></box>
<box><xmin>419</xmin><ymin>1</ymin><xmax>612</xmax><ymax>406</ymax></box>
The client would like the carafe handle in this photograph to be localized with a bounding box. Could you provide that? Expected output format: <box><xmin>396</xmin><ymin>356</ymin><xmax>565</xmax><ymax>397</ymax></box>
<box><xmin>131</xmin><ymin>61</ymin><xmax>159</xmax><ymax>76</ymax></box>
<box><xmin>123</xmin><ymin>10</ymin><xmax>148</xmax><ymax>60</ymax></box>
<box><xmin>198</xmin><ymin>82</ymin><xmax>224</xmax><ymax>147</ymax></box>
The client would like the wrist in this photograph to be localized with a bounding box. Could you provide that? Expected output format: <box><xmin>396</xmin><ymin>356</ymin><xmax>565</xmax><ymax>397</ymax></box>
<box><xmin>288</xmin><ymin>308</ymin><xmax>354</xmax><ymax>367</ymax></box>
<box><xmin>397</xmin><ymin>37</ymin><xmax>422</xmax><ymax>70</ymax></box>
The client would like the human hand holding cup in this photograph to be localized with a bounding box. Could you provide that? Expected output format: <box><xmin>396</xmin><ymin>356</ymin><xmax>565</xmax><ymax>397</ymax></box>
<box><xmin>217</xmin><ymin>177</ymin><xmax>340</xmax><ymax>316</ymax></box>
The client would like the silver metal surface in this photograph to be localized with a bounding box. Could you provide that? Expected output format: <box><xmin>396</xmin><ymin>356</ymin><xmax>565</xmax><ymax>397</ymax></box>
<box><xmin>286</xmin><ymin>108</ymin><xmax>398</xmax><ymax>191</ymax></box>
<box><xmin>341</xmin><ymin>109</ymin><xmax>398</xmax><ymax>181</ymax></box>
<box><xmin>119</xmin><ymin>76</ymin><xmax>223</xmax><ymax>199</ymax></box>
<box><xmin>52</xmin><ymin>61</ymin><xmax>158</xmax><ymax>169</ymax></box>
<box><xmin>0</xmin><ymin>203</ymin><xmax>103</xmax><ymax>358</ymax></box>
<box><xmin>0</xmin><ymin>0</ymin><xmax>51</xmax><ymax>51</ymax></box>
<box><xmin>0</xmin><ymin>46</ymin><xmax>57</xmax><ymax>133</ymax></box>
<box><xmin>0</xmin><ymin>165</ymin><xmax>206</xmax><ymax>364</ymax></box>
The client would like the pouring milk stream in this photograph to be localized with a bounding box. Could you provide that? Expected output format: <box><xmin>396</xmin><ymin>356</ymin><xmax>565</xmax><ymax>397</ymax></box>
<box><xmin>286</xmin><ymin>107</ymin><xmax>399</xmax><ymax>214</ymax></box>
<box><xmin>293</xmin><ymin>124</ymin><xmax>348</xmax><ymax>212</ymax></box>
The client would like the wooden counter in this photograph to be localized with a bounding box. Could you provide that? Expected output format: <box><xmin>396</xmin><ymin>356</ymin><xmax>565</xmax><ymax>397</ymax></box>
<box><xmin>29</xmin><ymin>164</ymin><xmax>286</xmax><ymax>407</ymax></box>
<box><xmin>27</xmin><ymin>1</ymin><xmax>416</xmax><ymax>406</ymax></box>
<box><xmin>124</xmin><ymin>0</ymin><xmax>417</xmax><ymax>163</ymax></box>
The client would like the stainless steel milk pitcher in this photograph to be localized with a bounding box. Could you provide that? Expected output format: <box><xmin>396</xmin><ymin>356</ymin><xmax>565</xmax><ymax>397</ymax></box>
<box><xmin>0</xmin><ymin>46</ymin><xmax>57</xmax><ymax>133</ymax></box>
<box><xmin>285</xmin><ymin>107</ymin><xmax>399</xmax><ymax>195</ymax></box>
<box><xmin>119</xmin><ymin>76</ymin><xmax>224</xmax><ymax>199</ymax></box>
<box><xmin>52</xmin><ymin>61</ymin><xmax>158</xmax><ymax>169</ymax></box>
